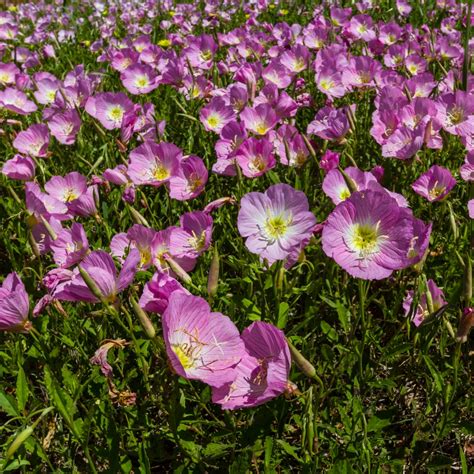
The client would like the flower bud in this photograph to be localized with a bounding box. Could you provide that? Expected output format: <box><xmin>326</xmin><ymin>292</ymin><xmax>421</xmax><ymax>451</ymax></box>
<box><xmin>130</xmin><ymin>297</ymin><xmax>156</xmax><ymax>339</ymax></box>
<box><xmin>207</xmin><ymin>246</ymin><xmax>219</xmax><ymax>298</ymax></box>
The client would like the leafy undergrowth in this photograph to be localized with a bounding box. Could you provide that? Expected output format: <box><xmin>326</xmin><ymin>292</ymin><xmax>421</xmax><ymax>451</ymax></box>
<box><xmin>0</xmin><ymin>0</ymin><xmax>473</xmax><ymax>472</ymax></box>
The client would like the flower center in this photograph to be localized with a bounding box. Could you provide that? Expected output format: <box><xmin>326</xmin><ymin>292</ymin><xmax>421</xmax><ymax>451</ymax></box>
<box><xmin>428</xmin><ymin>184</ymin><xmax>446</xmax><ymax>200</ymax></box>
<box><xmin>349</xmin><ymin>222</ymin><xmax>381</xmax><ymax>257</ymax></box>
<box><xmin>187</xmin><ymin>231</ymin><xmax>206</xmax><ymax>251</ymax></box>
<box><xmin>63</xmin><ymin>188</ymin><xmax>79</xmax><ymax>202</ymax></box>
<box><xmin>265</xmin><ymin>215</ymin><xmax>290</xmax><ymax>238</ymax></box>
<box><xmin>320</xmin><ymin>79</ymin><xmax>334</xmax><ymax>91</ymax></box>
<box><xmin>207</xmin><ymin>114</ymin><xmax>220</xmax><ymax>129</ymax></box>
<box><xmin>339</xmin><ymin>188</ymin><xmax>351</xmax><ymax>201</ymax></box>
<box><xmin>256</xmin><ymin>123</ymin><xmax>268</xmax><ymax>135</ymax></box>
<box><xmin>448</xmin><ymin>106</ymin><xmax>464</xmax><ymax>126</ymax></box>
<box><xmin>135</xmin><ymin>75</ymin><xmax>149</xmax><ymax>88</ymax></box>
<box><xmin>108</xmin><ymin>105</ymin><xmax>124</xmax><ymax>123</ymax></box>
<box><xmin>153</xmin><ymin>165</ymin><xmax>170</xmax><ymax>181</ymax></box>
<box><xmin>201</xmin><ymin>50</ymin><xmax>212</xmax><ymax>61</ymax></box>
<box><xmin>173</xmin><ymin>344</ymin><xmax>194</xmax><ymax>369</ymax></box>
<box><xmin>249</xmin><ymin>155</ymin><xmax>266</xmax><ymax>173</ymax></box>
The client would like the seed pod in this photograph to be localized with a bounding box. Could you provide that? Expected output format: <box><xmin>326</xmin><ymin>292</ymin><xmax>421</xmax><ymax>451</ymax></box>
<box><xmin>207</xmin><ymin>246</ymin><xmax>219</xmax><ymax>298</ymax></box>
<box><xmin>39</xmin><ymin>214</ymin><xmax>57</xmax><ymax>240</ymax></box>
<box><xmin>130</xmin><ymin>297</ymin><xmax>156</xmax><ymax>339</ymax></box>
<box><xmin>129</xmin><ymin>206</ymin><xmax>150</xmax><ymax>227</ymax></box>
<box><xmin>456</xmin><ymin>308</ymin><xmax>474</xmax><ymax>343</ymax></box>
<box><xmin>464</xmin><ymin>256</ymin><xmax>472</xmax><ymax>305</ymax></box>
<box><xmin>165</xmin><ymin>256</ymin><xmax>192</xmax><ymax>285</ymax></box>
<box><xmin>78</xmin><ymin>265</ymin><xmax>107</xmax><ymax>304</ymax></box>
<box><xmin>288</xmin><ymin>340</ymin><xmax>316</xmax><ymax>379</ymax></box>
<box><xmin>338</xmin><ymin>166</ymin><xmax>358</xmax><ymax>194</ymax></box>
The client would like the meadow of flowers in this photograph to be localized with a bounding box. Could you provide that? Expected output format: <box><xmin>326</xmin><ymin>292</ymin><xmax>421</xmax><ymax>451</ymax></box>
<box><xmin>0</xmin><ymin>0</ymin><xmax>473</xmax><ymax>471</ymax></box>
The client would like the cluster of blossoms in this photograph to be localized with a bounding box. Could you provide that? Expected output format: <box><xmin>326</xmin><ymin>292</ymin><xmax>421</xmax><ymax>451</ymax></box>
<box><xmin>1</xmin><ymin>0</ymin><xmax>473</xmax><ymax>418</ymax></box>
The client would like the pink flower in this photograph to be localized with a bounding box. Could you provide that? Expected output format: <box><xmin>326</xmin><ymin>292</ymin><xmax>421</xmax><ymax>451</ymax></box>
<box><xmin>0</xmin><ymin>87</ymin><xmax>37</xmax><ymax>115</ymax></box>
<box><xmin>307</xmin><ymin>106</ymin><xmax>353</xmax><ymax>142</ymax></box>
<box><xmin>121</xmin><ymin>63</ymin><xmax>159</xmax><ymax>95</ymax></box>
<box><xmin>53</xmin><ymin>250</ymin><xmax>140</xmax><ymax>304</ymax></box>
<box><xmin>139</xmin><ymin>272</ymin><xmax>188</xmax><ymax>314</ymax></box>
<box><xmin>200</xmin><ymin>97</ymin><xmax>236</xmax><ymax>134</ymax></box>
<box><xmin>240</xmin><ymin>104</ymin><xmax>278</xmax><ymax>136</ymax></box>
<box><xmin>13</xmin><ymin>124</ymin><xmax>50</xmax><ymax>158</ymax></box>
<box><xmin>235</xmin><ymin>137</ymin><xmax>276</xmax><ymax>178</ymax></box>
<box><xmin>403</xmin><ymin>280</ymin><xmax>447</xmax><ymax>326</ymax></box>
<box><xmin>162</xmin><ymin>292</ymin><xmax>244</xmax><ymax>386</ymax></box>
<box><xmin>212</xmin><ymin>321</ymin><xmax>291</xmax><ymax>409</ymax></box>
<box><xmin>411</xmin><ymin>165</ymin><xmax>456</xmax><ymax>202</ymax></box>
<box><xmin>319</xmin><ymin>150</ymin><xmax>340</xmax><ymax>173</ymax></box>
<box><xmin>0</xmin><ymin>273</ymin><xmax>30</xmax><ymax>333</ymax></box>
<box><xmin>45</xmin><ymin>172</ymin><xmax>97</xmax><ymax>217</ymax></box>
<box><xmin>238</xmin><ymin>184</ymin><xmax>316</xmax><ymax>265</ymax></box>
<box><xmin>2</xmin><ymin>155</ymin><xmax>35</xmax><ymax>181</ymax></box>
<box><xmin>0</xmin><ymin>62</ymin><xmax>19</xmax><ymax>86</ymax></box>
<box><xmin>50</xmin><ymin>223</ymin><xmax>89</xmax><ymax>268</ymax></box>
<box><xmin>170</xmin><ymin>211</ymin><xmax>213</xmax><ymax>259</ymax></box>
<box><xmin>322</xmin><ymin>189</ymin><xmax>428</xmax><ymax>280</ymax></box>
<box><xmin>85</xmin><ymin>92</ymin><xmax>134</xmax><ymax>130</ymax></box>
<box><xmin>47</xmin><ymin>109</ymin><xmax>81</xmax><ymax>145</ymax></box>
<box><xmin>128</xmin><ymin>141</ymin><xmax>182</xmax><ymax>187</ymax></box>
<box><xmin>169</xmin><ymin>155</ymin><xmax>208</xmax><ymax>201</ymax></box>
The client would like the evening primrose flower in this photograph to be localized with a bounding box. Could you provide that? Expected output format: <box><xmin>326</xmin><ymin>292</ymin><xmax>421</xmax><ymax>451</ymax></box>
<box><xmin>411</xmin><ymin>165</ymin><xmax>456</xmax><ymax>202</ymax></box>
<box><xmin>85</xmin><ymin>92</ymin><xmax>134</xmax><ymax>130</ymax></box>
<box><xmin>322</xmin><ymin>189</ymin><xmax>427</xmax><ymax>280</ymax></box>
<box><xmin>212</xmin><ymin>321</ymin><xmax>291</xmax><ymax>410</ymax></box>
<box><xmin>199</xmin><ymin>97</ymin><xmax>236</xmax><ymax>134</ymax></box>
<box><xmin>162</xmin><ymin>292</ymin><xmax>244</xmax><ymax>386</ymax></box>
<box><xmin>403</xmin><ymin>279</ymin><xmax>447</xmax><ymax>327</ymax></box>
<box><xmin>128</xmin><ymin>141</ymin><xmax>182</xmax><ymax>187</ymax></box>
<box><xmin>0</xmin><ymin>273</ymin><xmax>31</xmax><ymax>333</ymax></box>
<box><xmin>237</xmin><ymin>184</ymin><xmax>316</xmax><ymax>265</ymax></box>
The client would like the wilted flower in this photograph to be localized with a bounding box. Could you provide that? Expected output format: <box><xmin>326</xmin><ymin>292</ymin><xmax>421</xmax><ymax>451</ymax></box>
<box><xmin>0</xmin><ymin>273</ymin><xmax>31</xmax><ymax>333</ymax></box>
<box><xmin>403</xmin><ymin>279</ymin><xmax>447</xmax><ymax>326</ymax></box>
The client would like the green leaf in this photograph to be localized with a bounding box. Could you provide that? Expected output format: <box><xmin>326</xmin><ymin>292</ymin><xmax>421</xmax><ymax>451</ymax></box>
<box><xmin>277</xmin><ymin>302</ymin><xmax>289</xmax><ymax>329</ymax></box>
<box><xmin>320</xmin><ymin>320</ymin><xmax>338</xmax><ymax>342</ymax></box>
<box><xmin>16</xmin><ymin>366</ymin><xmax>28</xmax><ymax>412</ymax></box>
<box><xmin>0</xmin><ymin>391</ymin><xmax>19</xmax><ymax>417</ymax></box>
<box><xmin>276</xmin><ymin>440</ymin><xmax>302</xmax><ymax>462</ymax></box>
<box><xmin>422</xmin><ymin>355</ymin><xmax>443</xmax><ymax>393</ymax></box>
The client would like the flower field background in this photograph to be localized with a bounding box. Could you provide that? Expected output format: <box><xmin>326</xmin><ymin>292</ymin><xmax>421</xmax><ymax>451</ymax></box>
<box><xmin>0</xmin><ymin>0</ymin><xmax>473</xmax><ymax>472</ymax></box>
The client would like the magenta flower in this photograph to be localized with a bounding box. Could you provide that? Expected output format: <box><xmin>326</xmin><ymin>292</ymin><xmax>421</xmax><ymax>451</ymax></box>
<box><xmin>169</xmin><ymin>155</ymin><xmax>208</xmax><ymax>201</ymax></box>
<box><xmin>2</xmin><ymin>155</ymin><xmax>35</xmax><ymax>181</ymax></box>
<box><xmin>170</xmin><ymin>211</ymin><xmax>213</xmax><ymax>259</ymax></box>
<box><xmin>469</xmin><ymin>200</ymin><xmax>474</xmax><ymax>219</ymax></box>
<box><xmin>436</xmin><ymin>91</ymin><xmax>474</xmax><ymax>138</ymax></box>
<box><xmin>322</xmin><ymin>167</ymin><xmax>378</xmax><ymax>205</ymax></box>
<box><xmin>215</xmin><ymin>121</ymin><xmax>247</xmax><ymax>161</ymax></box>
<box><xmin>322</xmin><ymin>190</ymin><xmax>426</xmax><ymax>280</ymax></box>
<box><xmin>307</xmin><ymin>106</ymin><xmax>353</xmax><ymax>142</ymax></box>
<box><xmin>128</xmin><ymin>141</ymin><xmax>182</xmax><ymax>187</ymax></box>
<box><xmin>33</xmin><ymin>77</ymin><xmax>60</xmax><ymax>105</ymax></box>
<box><xmin>0</xmin><ymin>62</ymin><xmax>19</xmax><ymax>86</ymax></box>
<box><xmin>0</xmin><ymin>87</ymin><xmax>37</xmax><ymax>115</ymax></box>
<box><xmin>235</xmin><ymin>137</ymin><xmax>276</xmax><ymax>178</ymax></box>
<box><xmin>47</xmin><ymin>109</ymin><xmax>81</xmax><ymax>145</ymax></box>
<box><xmin>411</xmin><ymin>165</ymin><xmax>456</xmax><ymax>202</ymax></box>
<box><xmin>319</xmin><ymin>150</ymin><xmax>340</xmax><ymax>173</ymax></box>
<box><xmin>139</xmin><ymin>272</ymin><xmax>188</xmax><ymax>314</ymax></box>
<box><xmin>212</xmin><ymin>321</ymin><xmax>291</xmax><ymax>410</ymax></box>
<box><xmin>50</xmin><ymin>223</ymin><xmax>89</xmax><ymax>268</ymax></box>
<box><xmin>162</xmin><ymin>292</ymin><xmax>244</xmax><ymax>386</ymax></box>
<box><xmin>45</xmin><ymin>172</ymin><xmax>97</xmax><ymax>217</ymax></box>
<box><xmin>13</xmin><ymin>124</ymin><xmax>50</xmax><ymax>158</ymax></box>
<box><xmin>240</xmin><ymin>104</ymin><xmax>278</xmax><ymax>136</ymax></box>
<box><xmin>85</xmin><ymin>92</ymin><xmax>134</xmax><ymax>130</ymax></box>
<box><xmin>0</xmin><ymin>273</ymin><xmax>31</xmax><ymax>333</ymax></box>
<box><xmin>121</xmin><ymin>63</ymin><xmax>159</xmax><ymax>95</ymax></box>
<box><xmin>200</xmin><ymin>97</ymin><xmax>236</xmax><ymax>134</ymax></box>
<box><xmin>403</xmin><ymin>280</ymin><xmax>447</xmax><ymax>327</ymax></box>
<box><xmin>238</xmin><ymin>184</ymin><xmax>316</xmax><ymax>265</ymax></box>
<box><xmin>151</xmin><ymin>227</ymin><xmax>196</xmax><ymax>274</ymax></box>
<box><xmin>316</xmin><ymin>69</ymin><xmax>346</xmax><ymax>99</ymax></box>
<box><xmin>53</xmin><ymin>250</ymin><xmax>140</xmax><ymax>304</ymax></box>
<box><xmin>460</xmin><ymin>152</ymin><xmax>474</xmax><ymax>182</ymax></box>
